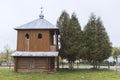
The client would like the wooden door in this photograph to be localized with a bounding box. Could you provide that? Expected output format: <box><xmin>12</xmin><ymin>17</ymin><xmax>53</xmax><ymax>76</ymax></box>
<box><xmin>28</xmin><ymin>58</ymin><xmax>35</xmax><ymax>70</ymax></box>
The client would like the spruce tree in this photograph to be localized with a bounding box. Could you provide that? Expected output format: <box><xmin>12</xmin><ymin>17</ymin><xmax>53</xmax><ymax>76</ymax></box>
<box><xmin>83</xmin><ymin>14</ymin><xmax>112</xmax><ymax>68</ymax></box>
<box><xmin>66</xmin><ymin>13</ymin><xmax>82</xmax><ymax>69</ymax></box>
<box><xmin>56</xmin><ymin>10</ymin><xmax>70</xmax><ymax>60</ymax></box>
<box><xmin>57</xmin><ymin>12</ymin><xmax>82</xmax><ymax>69</ymax></box>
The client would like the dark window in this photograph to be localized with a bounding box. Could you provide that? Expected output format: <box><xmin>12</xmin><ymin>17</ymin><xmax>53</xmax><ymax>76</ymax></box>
<box><xmin>38</xmin><ymin>33</ymin><xmax>42</xmax><ymax>39</ymax></box>
<box><xmin>25</xmin><ymin>33</ymin><xmax>29</xmax><ymax>39</ymax></box>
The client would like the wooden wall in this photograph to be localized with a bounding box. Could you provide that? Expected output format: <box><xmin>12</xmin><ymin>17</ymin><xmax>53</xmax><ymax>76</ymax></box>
<box><xmin>17</xmin><ymin>30</ymin><xmax>50</xmax><ymax>51</ymax></box>
<box><xmin>14</xmin><ymin>57</ymin><xmax>56</xmax><ymax>72</ymax></box>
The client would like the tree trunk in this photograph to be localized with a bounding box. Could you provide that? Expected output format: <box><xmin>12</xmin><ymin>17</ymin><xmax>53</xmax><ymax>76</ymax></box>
<box><xmin>94</xmin><ymin>61</ymin><xmax>98</xmax><ymax>69</ymax></box>
<box><xmin>95</xmin><ymin>61</ymin><xmax>97</xmax><ymax>69</ymax></box>
<box><xmin>68</xmin><ymin>60</ymin><xmax>71</xmax><ymax>69</ymax></box>
<box><xmin>98</xmin><ymin>61</ymin><xmax>100</xmax><ymax>69</ymax></box>
<box><xmin>93</xmin><ymin>61</ymin><xmax>96</xmax><ymax>68</ymax></box>
<box><xmin>116</xmin><ymin>57</ymin><xmax>118</xmax><ymax>71</ymax></box>
<box><xmin>62</xmin><ymin>59</ymin><xmax>64</xmax><ymax>69</ymax></box>
<box><xmin>6</xmin><ymin>50</ymin><xmax>9</xmax><ymax>67</ymax></box>
<box><xmin>71</xmin><ymin>61</ymin><xmax>74</xmax><ymax>70</ymax></box>
<box><xmin>68</xmin><ymin>61</ymin><xmax>74</xmax><ymax>70</ymax></box>
<box><xmin>77</xmin><ymin>62</ymin><xmax>79</xmax><ymax>69</ymax></box>
<box><xmin>108</xmin><ymin>61</ymin><xmax>110</xmax><ymax>69</ymax></box>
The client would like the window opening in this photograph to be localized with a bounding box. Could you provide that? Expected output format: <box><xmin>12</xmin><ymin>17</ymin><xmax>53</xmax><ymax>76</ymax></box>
<box><xmin>25</xmin><ymin>33</ymin><xmax>29</xmax><ymax>39</ymax></box>
<box><xmin>38</xmin><ymin>33</ymin><xmax>42</xmax><ymax>39</ymax></box>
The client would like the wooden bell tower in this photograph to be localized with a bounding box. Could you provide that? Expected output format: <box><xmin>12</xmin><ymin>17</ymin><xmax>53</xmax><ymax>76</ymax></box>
<box><xmin>12</xmin><ymin>10</ymin><xmax>59</xmax><ymax>72</ymax></box>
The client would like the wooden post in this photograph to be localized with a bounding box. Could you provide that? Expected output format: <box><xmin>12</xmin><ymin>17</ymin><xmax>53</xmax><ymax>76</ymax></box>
<box><xmin>53</xmin><ymin>31</ymin><xmax>57</xmax><ymax>45</ymax></box>
<box><xmin>48</xmin><ymin>58</ymin><xmax>50</xmax><ymax>71</ymax></box>
<box><xmin>55</xmin><ymin>57</ymin><xmax>57</xmax><ymax>71</ymax></box>
<box><xmin>56</xmin><ymin>32</ymin><xmax>58</xmax><ymax>51</ymax></box>
<box><xmin>14</xmin><ymin>57</ymin><xmax>17</xmax><ymax>72</ymax></box>
<box><xmin>57</xmin><ymin>56</ymin><xmax>59</xmax><ymax>71</ymax></box>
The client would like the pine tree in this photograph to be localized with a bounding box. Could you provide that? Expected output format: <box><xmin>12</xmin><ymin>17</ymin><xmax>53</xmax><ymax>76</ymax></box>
<box><xmin>83</xmin><ymin>13</ymin><xmax>112</xmax><ymax>68</ymax></box>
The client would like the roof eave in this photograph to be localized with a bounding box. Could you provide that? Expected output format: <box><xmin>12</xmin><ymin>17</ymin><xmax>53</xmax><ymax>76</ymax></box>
<box><xmin>12</xmin><ymin>51</ymin><xmax>59</xmax><ymax>57</ymax></box>
<box><xmin>14</xmin><ymin>28</ymin><xmax>59</xmax><ymax>30</ymax></box>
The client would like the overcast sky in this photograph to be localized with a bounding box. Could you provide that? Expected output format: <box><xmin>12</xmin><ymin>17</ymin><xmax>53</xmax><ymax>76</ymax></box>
<box><xmin>0</xmin><ymin>0</ymin><xmax>120</xmax><ymax>52</ymax></box>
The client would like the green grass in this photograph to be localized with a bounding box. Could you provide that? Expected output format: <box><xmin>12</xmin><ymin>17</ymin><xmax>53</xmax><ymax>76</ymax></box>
<box><xmin>0</xmin><ymin>68</ymin><xmax>120</xmax><ymax>80</ymax></box>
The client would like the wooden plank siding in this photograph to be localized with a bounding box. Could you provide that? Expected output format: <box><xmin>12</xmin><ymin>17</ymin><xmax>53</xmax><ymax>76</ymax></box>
<box><xmin>15</xmin><ymin>57</ymin><xmax>56</xmax><ymax>72</ymax></box>
<box><xmin>14</xmin><ymin>29</ymin><xmax>59</xmax><ymax>72</ymax></box>
<box><xmin>17</xmin><ymin>58</ymin><xmax>29</xmax><ymax>69</ymax></box>
<box><xmin>17</xmin><ymin>30</ymin><xmax>51</xmax><ymax>51</ymax></box>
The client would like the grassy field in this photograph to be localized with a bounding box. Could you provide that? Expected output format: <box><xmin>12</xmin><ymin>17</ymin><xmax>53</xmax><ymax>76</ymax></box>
<box><xmin>0</xmin><ymin>68</ymin><xmax>120</xmax><ymax>80</ymax></box>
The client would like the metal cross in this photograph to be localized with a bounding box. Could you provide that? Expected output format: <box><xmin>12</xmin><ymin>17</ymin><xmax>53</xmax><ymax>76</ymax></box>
<box><xmin>40</xmin><ymin>7</ymin><xmax>43</xmax><ymax>15</ymax></box>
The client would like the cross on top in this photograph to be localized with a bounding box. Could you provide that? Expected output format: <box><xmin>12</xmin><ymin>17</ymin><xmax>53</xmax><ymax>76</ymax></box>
<box><xmin>41</xmin><ymin>7</ymin><xmax>43</xmax><ymax>15</ymax></box>
<box><xmin>39</xmin><ymin>7</ymin><xmax>44</xmax><ymax>19</ymax></box>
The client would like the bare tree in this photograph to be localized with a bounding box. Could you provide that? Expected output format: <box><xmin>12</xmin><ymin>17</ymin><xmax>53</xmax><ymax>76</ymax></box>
<box><xmin>4</xmin><ymin>45</ymin><xmax>10</xmax><ymax>66</ymax></box>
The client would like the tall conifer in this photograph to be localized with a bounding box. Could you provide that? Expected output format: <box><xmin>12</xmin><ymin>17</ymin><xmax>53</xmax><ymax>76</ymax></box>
<box><xmin>57</xmin><ymin>12</ymin><xmax>82</xmax><ymax>69</ymax></box>
<box><xmin>83</xmin><ymin>14</ymin><xmax>112</xmax><ymax>68</ymax></box>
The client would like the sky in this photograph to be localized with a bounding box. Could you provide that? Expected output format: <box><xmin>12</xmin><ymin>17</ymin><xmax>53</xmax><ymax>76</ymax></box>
<box><xmin>0</xmin><ymin>0</ymin><xmax>120</xmax><ymax>52</ymax></box>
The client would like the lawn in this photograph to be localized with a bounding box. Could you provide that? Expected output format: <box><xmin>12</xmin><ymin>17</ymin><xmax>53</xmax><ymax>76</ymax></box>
<box><xmin>0</xmin><ymin>68</ymin><xmax>120</xmax><ymax>80</ymax></box>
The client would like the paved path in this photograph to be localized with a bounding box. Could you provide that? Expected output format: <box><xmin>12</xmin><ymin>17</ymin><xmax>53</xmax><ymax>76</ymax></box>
<box><xmin>59</xmin><ymin>65</ymin><xmax>120</xmax><ymax>71</ymax></box>
<box><xmin>0</xmin><ymin>65</ymin><xmax>120</xmax><ymax>71</ymax></box>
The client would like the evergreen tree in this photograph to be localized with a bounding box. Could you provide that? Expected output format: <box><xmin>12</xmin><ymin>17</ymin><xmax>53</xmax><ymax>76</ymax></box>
<box><xmin>83</xmin><ymin>13</ymin><xmax>112</xmax><ymax>68</ymax></box>
<box><xmin>66</xmin><ymin>13</ymin><xmax>82</xmax><ymax>69</ymax></box>
<box><xmin>57</xmin><ymin>11</ymin><xmax>82</xmax><ymax>69</ymax></box>
<box><xmin>56</xmin><ymin>11</ymin><xmax>70</xmax><ymax>59</ymax></box>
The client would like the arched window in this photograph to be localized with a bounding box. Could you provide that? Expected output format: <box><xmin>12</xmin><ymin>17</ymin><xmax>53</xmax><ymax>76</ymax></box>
<box><xmin>25</xmin><ymin>33</ymin><xmax>29</xmax><ymax>39</ymax></box>
<box><xmin>38</xmin><ymin>33</ymin><xmax>42</xmax><ymax>39</ymax></box>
